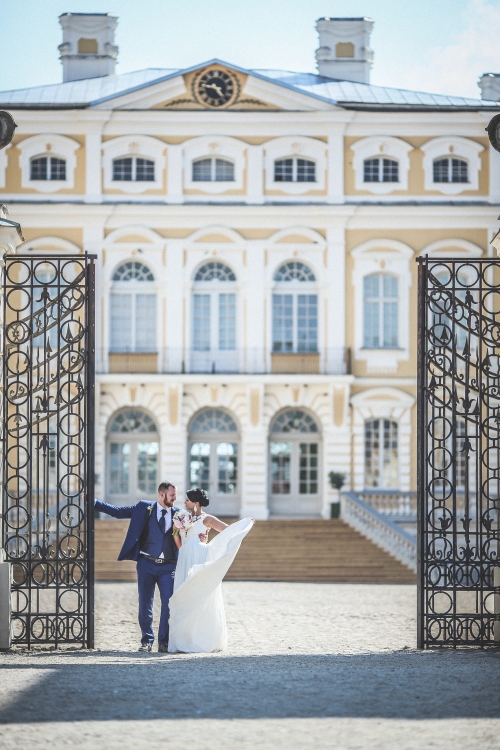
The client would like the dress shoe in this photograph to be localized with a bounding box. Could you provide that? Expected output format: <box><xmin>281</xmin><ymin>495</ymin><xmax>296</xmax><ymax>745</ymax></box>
<box><xmin>158</xmin><ymin>643</ymin><xmax>169</xmax><ymax>652</ymax></box>
<box><xmin>138</xmin><ymin>643</ymin><xmax>152</xmax><ymax>652</ymax></box>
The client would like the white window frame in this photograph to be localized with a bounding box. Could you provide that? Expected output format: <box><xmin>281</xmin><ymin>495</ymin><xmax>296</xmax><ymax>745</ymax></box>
<box><xmin>183</xmin><ymin>136</ymin><xmax>245</xmax><ymax>195</ymax></box>
<box><xmin>190</xmin><ymin>262</ymin><xmax>238</xmax><ymax>372</ymax></box>
<box><xmin>18</xmin><ymin>134</ymin><xmax>80</xmax><ymax>193</ymax></box>
<box><xmin>351</xmin><ymin>136</ymin><xmax>412</xmax><ymax>194</ymax></box>
<box><xmin>264</xmin><ymin>137</ymin><xmax>326</xmax><ymax>195</ymax></box>
<box><xmin>0</xmin><ymin>144</ymin><xmax>10</xmax><ymax>189</ymax></box>
<box><xmin>192</xmin><ymin>157</ymin><xmax>235</xmax><ymax>183</ymax></box>
<box><xmin>350</xmin><ymin>387</ymin><xmax>415</xmax><ymax>492</ymax></box>
<box><xmin>272</xmin><ymin>274</ymin><xmax>319</xmax><ymax>354</ymax></box>
<box><xmin>109</xmin><ymin>261</ymin><xmax>158</xmax><ymax>353</ymax></box>
<box><xmin>422</xmin><ymin>137</ymin><xmax>484</xmax><ymax>195</ymax></box>
<box><xmin>102</xmin><ymin>135</ymin><xmax>166</xmax><ymax>194</ymax></box>
<box><xmin>351</xmin><ymin>240</ymin><xmax>413</xmax><ymax>374</ymax></box>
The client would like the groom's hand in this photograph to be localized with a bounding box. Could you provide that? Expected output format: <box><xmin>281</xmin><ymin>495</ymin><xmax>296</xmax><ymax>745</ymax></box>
<box><xmin>198</xmin><ymin>531</ymin><xmax>209</xmax><ymax>543</ymax></box>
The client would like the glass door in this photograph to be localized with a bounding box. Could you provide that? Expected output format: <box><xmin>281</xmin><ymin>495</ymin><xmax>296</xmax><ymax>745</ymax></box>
<box><xmin>269</xmin><ymin>438</ymin><xmax>320</xmax><ymax>516</ymax></box>
<box><xmin>189</xmin><ymin>439</ymin><xmax>239</xmax><ymax>516</ymax></box>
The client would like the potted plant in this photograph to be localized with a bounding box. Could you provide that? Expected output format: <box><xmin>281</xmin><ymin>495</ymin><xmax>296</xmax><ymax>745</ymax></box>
<box><xmin>328</xmin><ymin>471</ymin><xmax>345</xmax><ymax>519</ymax></box>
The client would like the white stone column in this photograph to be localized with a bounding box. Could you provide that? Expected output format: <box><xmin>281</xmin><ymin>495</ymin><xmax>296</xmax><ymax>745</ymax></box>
<box><xmin>490</xmin><ymin>147</ymin><xmax>500</xmax><ymax>205</ymax></box>
<box><xmin>240</xmin><ymin>383</ymin><xmax>268</xmax><ymax>519</ymax></box>
<box><xmin>162</xmin><ymin>381</ymin><xmax>186</xmax><ymax>488</ymax></box>
<box><xmin>325</xmin><ymin>226</ymin><xmax>346</xmax><ymax>372</ymax></box>
<box><xmin>245</xmin><ymin>242</ymin><xmax>266</xmax><ymax>372</ymax></box>
<box><xmin>326</xmin><ymin>124</ymin><xmax>347</xmax><ymax>204</ymax></box>
<box><xmin>246</xmin><ymin>145</ymin><xmax>264</xmax><ymax>204</ymax></box>
<box><xmin>84</xmin><ymin>121</ymin><xmax>105</xmax><ymax>203</ymax></box>
<box><xmin>164</xmin><ymin>240</ymin><xmax>185</xmax><ymax>371</ymax></box>
<box><xmin>165</xmin><ymin>145</ymin><xmax>184</xmax><ymax>204</ymax></box>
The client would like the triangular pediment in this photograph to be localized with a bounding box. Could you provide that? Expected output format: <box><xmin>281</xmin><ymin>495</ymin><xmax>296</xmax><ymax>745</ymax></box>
<box><xmin>92</xmin><ymin>60</ymin><xmax>336</xmax><ymax>112</ymax></box>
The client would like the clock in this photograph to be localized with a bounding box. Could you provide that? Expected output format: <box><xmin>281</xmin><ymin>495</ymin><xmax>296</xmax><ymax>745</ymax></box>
<box><xmin>193</xmin><ymin>68</ymin><xmax>239</xmax><ymax>108</ymax></box>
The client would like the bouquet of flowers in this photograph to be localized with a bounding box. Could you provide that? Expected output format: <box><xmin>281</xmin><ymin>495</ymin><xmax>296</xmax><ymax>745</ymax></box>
<box><xmin>172</xmin><ymin>509</ymin><xmax>193</xmax><ymax>536</ymax></box>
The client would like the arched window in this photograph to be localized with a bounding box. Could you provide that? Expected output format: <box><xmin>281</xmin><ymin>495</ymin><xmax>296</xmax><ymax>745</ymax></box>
<box><xmin>363</xmin><ymin>274</ymin><xmax>398</xmax><ymax>348</ymax></box>
<box><xmin>191</xmin><ymin>262</ymin><xmax>237</xmax><ymax>373</ymax></box>
<box><xmin>110</xmin><ymin>261</ymin><xmax>156</xmax><ymax>353</ymax></box>
<box><xmin>433</xmin><ymin>157</ymin><xmax>468</xmax><ymax>184</ymax></box>
<box><xmin>269</xmin><ymin>409</ymin><xmax>321</xmax><ymax>516</ymax></box>
<box><xmin>363</xmin><ymin>158</ymin><xmax>398</xmax><ymax>183</ymax></box>
<box><xmin>188</xmin><ymin>409</ymin><xmax>240</xmax><ymax>516</ymax></box>
<box><xmin>107</xmin><ymin>409</ymin><xmax>159</xmax><ymax>504</ymax></box>
<box><xmin>272</xmin><ymin>262</ymin><xmax>317</xmax><ymax>353</ymax></box>
<box><xmin>274</xmin><ymin>158</ymin><xmax>316</xmax><ymax>183</ymax></box>
<box><xmin>192</xmin><ymin>158</ymin><xmax>234</xmax><ymax>182</ymax></box>
<box><xmin>365</xmin><ymin>419</ymin><xmax>398</xmax><ymax>488</ymax></box>
<box><xmin>112</xmin><ymin>157</ymin><xmax>155</xmax><ymax>182</ymax></box>
<box><xmin>30</xmin><ymin>156</ymin><xmax>66</xmax><ymax>181</ymax></box>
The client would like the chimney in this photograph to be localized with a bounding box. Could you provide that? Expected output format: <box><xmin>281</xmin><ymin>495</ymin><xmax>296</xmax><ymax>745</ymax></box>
<box><xmin>479</xmin><ymin>73</ymin><xmax>500</xmax><ymax>102</ymax></box>
<box><xmin>58</xmin><ymin>13</ymin><xmax>118</xmax><ymax>82</ymax></box>
<box><xmin>315</xmin><ymin>17</ymin><xmax>374</xmax><ymax>84</ymax></box>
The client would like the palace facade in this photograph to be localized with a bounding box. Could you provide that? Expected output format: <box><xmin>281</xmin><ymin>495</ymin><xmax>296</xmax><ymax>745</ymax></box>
<box><xmin>1</xmin><ymin>13</ymin><xmax>499</xmax><ymax>518</ymax></box>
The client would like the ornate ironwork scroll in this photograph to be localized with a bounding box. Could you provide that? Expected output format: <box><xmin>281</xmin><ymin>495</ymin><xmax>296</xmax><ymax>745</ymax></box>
<box><xmin>417</xmin><ymin>257</ymin><xmax>500</xmax><ymax>647</ymax></box>
<box><xmin>1</xmin><ymin>254</ymin><xmax>95</xmax><ymax>648</ymax></box>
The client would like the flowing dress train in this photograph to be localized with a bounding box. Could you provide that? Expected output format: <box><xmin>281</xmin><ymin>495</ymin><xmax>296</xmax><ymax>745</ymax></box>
<box><xmin>168</xmin><ymin>516</ymin><xmax>253</xmax><ymax>653</ymax></box>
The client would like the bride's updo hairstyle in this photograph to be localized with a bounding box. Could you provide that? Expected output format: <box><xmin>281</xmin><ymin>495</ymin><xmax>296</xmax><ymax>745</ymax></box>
<box><xmin>186</xmin><ymin>488</ymin><xmax>210</xmax><ymax>507</ymax></box>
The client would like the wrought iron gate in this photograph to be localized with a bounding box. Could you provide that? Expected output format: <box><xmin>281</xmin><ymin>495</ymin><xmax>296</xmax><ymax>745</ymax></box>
<box><xmin>1</xmin><ymin>254</ymin><xmax>95</xmax><ymax>648</ymax></box>
<box><xmin>417</xmin><ymin>256</ymin><xmax>500</xmax><ymax>647</ymax></box>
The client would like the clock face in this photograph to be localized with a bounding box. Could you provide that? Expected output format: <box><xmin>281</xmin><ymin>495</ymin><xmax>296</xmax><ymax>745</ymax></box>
<box><xmin>194</xmin><ymin>69</ymin><xmax>238</xmax><ymax>108</ymax></box>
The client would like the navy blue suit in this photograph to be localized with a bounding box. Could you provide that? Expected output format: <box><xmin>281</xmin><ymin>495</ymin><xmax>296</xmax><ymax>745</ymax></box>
<box><xmin>95</xmin><ymin>499</ymin><xmax>181</xmax><ymax>647</ymax></box>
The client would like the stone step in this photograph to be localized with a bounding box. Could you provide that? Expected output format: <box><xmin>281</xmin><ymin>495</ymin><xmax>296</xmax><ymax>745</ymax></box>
<box><xmin>94</xmin><ymin>518</ymin><xmax>415</xmax><ymax>584</ymax></box>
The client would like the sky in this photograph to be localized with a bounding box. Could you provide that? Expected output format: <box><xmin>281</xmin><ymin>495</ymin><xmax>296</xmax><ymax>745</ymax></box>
<box><xmin>1</xmin><ymin>0</ymin><xmax>500</xmax><ymax>98</ymax></box>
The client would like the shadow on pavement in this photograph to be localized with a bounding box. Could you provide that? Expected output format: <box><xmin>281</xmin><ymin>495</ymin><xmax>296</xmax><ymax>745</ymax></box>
<box><xmin>1</xmin><ymin>651</ymin><xmax>499</xmax><ymax>722</ymax></box>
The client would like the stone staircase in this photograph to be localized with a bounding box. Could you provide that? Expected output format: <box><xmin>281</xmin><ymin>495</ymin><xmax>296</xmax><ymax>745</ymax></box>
<box><xmin>94</xmin><ymin>518</ymin><xmax>415</xmax><ymax>584</ymax></box>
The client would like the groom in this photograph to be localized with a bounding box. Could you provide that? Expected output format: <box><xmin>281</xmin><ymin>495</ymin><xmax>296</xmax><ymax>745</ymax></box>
<box><xmin>95</xmin><ymin>481</ymin><xmax>207</xmax><ymax>652</ymax></box>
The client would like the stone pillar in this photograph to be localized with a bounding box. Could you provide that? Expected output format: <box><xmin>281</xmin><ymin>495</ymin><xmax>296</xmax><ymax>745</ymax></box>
<box><xmin>246</xmin><ymin>146</ymin><xmax>264</xmax><ymax>204</ymax></box>
<box><xmin>0</xmin><ymin>205</ymin><xmax>24</xmax><ymax>650</ymax></box>
<box><xmin>165</xmin><ymin>145</ymin><xmax>184</xmax><ymax>204</ymax></box>
<box><xmin>240</xmin><ymin>384</ymin><xmax>268</xmax><ymax>519</ymax></box>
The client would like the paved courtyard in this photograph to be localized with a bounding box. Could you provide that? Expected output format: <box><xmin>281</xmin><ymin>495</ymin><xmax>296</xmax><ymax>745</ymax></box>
<box><xmin>0</xmin><ymin>582</ymin><xmax>499</xmax><ymax>750</ymax></box>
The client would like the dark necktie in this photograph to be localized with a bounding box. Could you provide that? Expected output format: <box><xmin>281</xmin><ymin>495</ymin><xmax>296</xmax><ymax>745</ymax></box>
<box><xmin>160</xmin><ymin>508</ymin><xmax>167</xmax><ymax>535</ymax></box>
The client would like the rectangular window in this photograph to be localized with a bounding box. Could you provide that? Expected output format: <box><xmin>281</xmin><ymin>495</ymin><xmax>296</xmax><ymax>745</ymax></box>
<box><xmin>113</xmin><ymin>158</ymin><xmax>133</xmax><ymax>181</ymax></box>
<box><xmin>193</xmin><ymin>294</ymin><xmax>211</xmax><ymax>351</ymax></box>
<box><xmin>297</xmin><ymin>294</ymin><xmax>318</xmax><ymax>352</ymax></box>
<box><xmin>137</xmin><ymin>442</ymin><xmax>158</xmax><ymax>494</ymax></box>
<box><xmin>272</xmin><ymin>294</ymin><xmax>294</xmax><ymax>352</ymax></box>
<box><xmin>452</xmin><ymin>158</ymin><xmax>468</xmax><ymax>183</ymax></box>
<box><xmin>274</xmin><ymin>159</ymin><xmax>294</xmax><ymax>182</ymax></box>
<box><xmin>382</xmin><ymin>158</ymin><xmax>398</xmax><ymax>182</ymax></box>
<box><xmin>299</xmin><ymin>443</ymin><xmax>318</xmax><ymax>494</ymax></box>
<box><xmin>363</xmin><ymin>275</ymin><xmax>398</xmax><ymax>349</ymax></box>
<box><xmin>109</xmin><ymin>442</ymin><xmax>130</xmax><ymax>494</ymax></box>
<box><xmin>433</xmin><ymin>158</ymin><xmax>449</xmax><ymax>183</ymax></box>
<box><xmin>296</xmin><ymin>159</ymin><xmax>316</xmax><ymax>182</ymax></box>
<box><xmin>364</xmin><ymin>419</ymin><xmax>398</xmax><ymax>489</ymax></box>
<box><xmin>217</xmin><ymin>442</ymin><xmax>237</xmax><ymax>494</ymax></box>
<box><xmin>219</xmin><ymin>293</ymin><xmax>236</xmax><ymax>350</ymax></box>
<box><xmin>192</xmin><ymin>159</ymin><xmax>212</xmax><ymax>182</ymax></box>
<box><xmin>363</xmin><ymin>158</ymin><xmax>380</xmax><ymax>182</ymax></box>
<box><xmin>382</xmin><ymin>275</ymin><xmax>398</xmax><ymax>347</ymax></box>
<box><xmin>215</xmin><ymin>159</ymin><xmax>234</xmax><ymax>181</ymax></box>
<box><xmin>190</xmin><ymin>442</ymin><xmax>210</xmax><ymax>490</ymax></box>
<box><xmin>30</xmin><ymin>157</ymin><xmax>48</xmax><ymax>181</ymax></box>
<box><xmin>110</xmin><ymin>293</ymin><xmax>132</xmax><ymax>352</ymax></box>
<box><xmin>136</xmin><ymin>158</ymin><xmax>155</xmax><ymax>182</ymax></box>
<box><xmin>270</xmin><ymin>442</ymin><xmax>291</xmax><ymax>494</ymax></box>
<box><xmin>135</xmin><ymin>294</ymin><xmax>157</xmax><ymax>352</ymax></box>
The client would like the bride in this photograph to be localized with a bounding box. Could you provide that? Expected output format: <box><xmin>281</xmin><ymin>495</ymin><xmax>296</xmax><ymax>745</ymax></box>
<box><xmin>168</xmin><ymin>488</ymin><xmax>254</xmax><ymax>653</ymax></box>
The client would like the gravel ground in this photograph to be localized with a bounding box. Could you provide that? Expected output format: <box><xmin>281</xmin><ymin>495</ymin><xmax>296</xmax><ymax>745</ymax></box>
<box><xmin>0</xmin><ymin>581</ymin><xmax>499</xmax><ymax>750</ymax></box>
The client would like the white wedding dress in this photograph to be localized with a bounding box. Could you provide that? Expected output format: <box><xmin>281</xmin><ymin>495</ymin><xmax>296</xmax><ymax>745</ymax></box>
<box><xmin>168</xmin><ymin>515</ymin><xmax>253</xmax><ymax>653</ymax></box>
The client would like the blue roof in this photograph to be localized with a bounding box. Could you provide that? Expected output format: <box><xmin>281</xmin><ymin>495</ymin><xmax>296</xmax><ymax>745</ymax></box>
<box><xmin>0</xmin><ymin>61</ymin><xmax>496</xmax><ymax>109</ymax></box>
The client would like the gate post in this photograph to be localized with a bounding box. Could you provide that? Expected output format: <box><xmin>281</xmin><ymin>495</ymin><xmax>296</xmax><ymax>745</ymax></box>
<box><xmin>416</xmin><ymin>256</ymin><xmax>426</xmax><ymax>649</ymax></box>
<box><xmin>0</xmin><ymin>207</ymin><xmax>24</xmax><ymax>651</ymax></box>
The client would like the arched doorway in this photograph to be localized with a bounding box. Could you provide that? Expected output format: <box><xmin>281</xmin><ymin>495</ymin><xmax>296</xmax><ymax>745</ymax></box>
<box><xmin>188</xmin><ymin>408</ymin><xmax>240</xmax><ymax>517</ymax></box>
<box><xmin>269</xmin><ymin>409</ymin><xmax>321</xmax><ymax>516</ymax></box>
<box><xmin>106</xmin><ymin>408</ymin><xmax>159</xmax><ymax>505</ymax></box>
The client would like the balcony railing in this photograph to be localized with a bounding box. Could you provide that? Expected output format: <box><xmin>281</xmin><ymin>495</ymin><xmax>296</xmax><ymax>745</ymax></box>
<box><xmin>97</xmin><ymin>347</ymin><xmax>351</xmax><ymax>375</ymax></box>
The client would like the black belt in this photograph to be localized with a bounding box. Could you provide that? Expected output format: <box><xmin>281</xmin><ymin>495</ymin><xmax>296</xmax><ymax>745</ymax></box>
<box><xmin>140</xmin><ymin>554</ymin><xmax>174</xmax><ymax>565</ymax></box>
